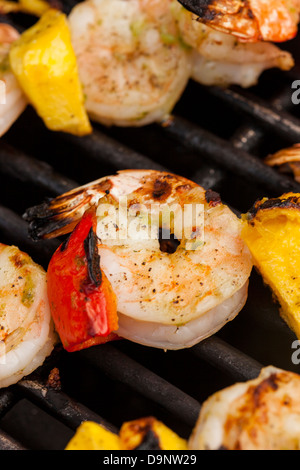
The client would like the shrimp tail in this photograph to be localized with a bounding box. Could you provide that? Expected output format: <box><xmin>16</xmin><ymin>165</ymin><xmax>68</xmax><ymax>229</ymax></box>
<box><xmin>178</xmin><ymin>0</ymin><xmax>300</xmax><ymax>42</ymax></box>
<box><xmin>23</xmin><ymin>198</ymin><xmax>80</xmax><ymax>241</ymax></box>
<box><xmin>178</xmin><ymin>0</ymin><xmax>263</xmax><ymax>41</ymax></box>
<box><xmin>23</xmin><ymin>193</ymin><xmax>93</xmax><ymax>241</ymax></box>
<box><xmin>23</xmin><ymin>176</ymin><xmax>112</xmax><ymax>240</ymax></box>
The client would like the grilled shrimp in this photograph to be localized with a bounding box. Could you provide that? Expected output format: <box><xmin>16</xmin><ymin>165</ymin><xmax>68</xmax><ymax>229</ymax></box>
<box><xmin>172</xmin><ymin>2</ymin><xmax>294</xmax><ymax>88</ymax></box>
<box><xmin>0</xmin><ymin>24</ymin><xmax>27</xmax><ymax>137</ymax></box>
<box><xmin>189</xmin><ymin>366</ymin><xmax>300</xmax><ymax>450</ymax></box>
<box><xmin>67</xmin><ymin>0</ymin><xmax>191</xmax><ymax>127</ymax></box>
<box><xmin>0</xmin><ymin>243</ymin><xmax>55</xmax><ymax>388</ymax></box>
<box><xmin>178</xmin><ymin>0</ymin><xmax>300</xmax><ymax>43</ymax></box>
<box><xmin>24</xmin><ymin>170</ymin><xmax>253</xmax><ymax>351</ymax></box>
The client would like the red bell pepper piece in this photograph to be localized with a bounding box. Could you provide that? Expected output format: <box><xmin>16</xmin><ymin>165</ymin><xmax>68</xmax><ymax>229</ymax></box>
<box><xmin>47</xmin><ymin>207</ymin><xmax>118</xmax><ymax>352</ymax></box>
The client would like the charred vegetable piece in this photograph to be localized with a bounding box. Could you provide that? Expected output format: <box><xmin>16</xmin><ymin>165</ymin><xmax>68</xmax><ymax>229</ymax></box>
<box><xmin>65</xmin><ymin>421</ymin><xmax>121</xmax><ymax>450</ymax></box>
<box><xmin>120</xmin><ymin>417</ymin><xmax>188</xmax><ymax>450</ymax></box>
<box><xmin>65</xmin><ymin>417</ymin><xmax>188</xmax><ymax>450</ymax></box>
<box><xmin>9</xmin><ymin>8</ymin><xmax>92</xmax><ymax>136</ymax></box>
<box><xmin>0</xmin><ymin>0</ymin><xmax>51</xmax><ymax>16</ymax></box>
<box><xmin>242</xmin><ymin>193</ymin><xmax>300</xmax><ymax>339</ymax></box>
<box><xmin>47</xmin><ymin>208</ymin><xmax>118</xmax><ymax>352</ymax></box>
<box><xmin>0</xmin><ymin>0</ymin><xmax>23</xmax><ymax>13</ymax></box>
<box><xmin>18</xmin><ymin>0</ymin><xmax>52</xmax><ymax>16</ymax></box>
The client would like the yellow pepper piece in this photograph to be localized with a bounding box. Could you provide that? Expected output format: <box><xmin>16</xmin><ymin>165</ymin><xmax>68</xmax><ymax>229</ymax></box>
<box><xmin>120</xmin><ymin>417</ymin><xmax>188</xmax><ymax>450</ymax></box>
<box><xmin>0</xmin><ymin>1</ymin><xmax>20</xmax><ymax>13</ymax></box>
<box><xmin>65</xmin><ymin>421</ymin><xmax>121</xmax><ymax>450</ymax></box>
<box><xmin>9</xmin><ymin>9</ymin><xmax>92</xmax><ymax>136</ymax></box>
<box><xmin>152</xmin><ymin>419</ymin><xmax>188</xmax><ymax>450</ymax></box>
<box><xmin>242</xmin><ymin>193</ymin><xmax>300</xmax><ymax>339</ymax></box>
<box><xmin>18</xmin><ymin>0</ymin><xmax>51</xmax><ymax>16</ymax></box>
<box><xmin>0</xmin><ymin>0</ymin><xmax>50</xmax><ymax>15</ymax></box>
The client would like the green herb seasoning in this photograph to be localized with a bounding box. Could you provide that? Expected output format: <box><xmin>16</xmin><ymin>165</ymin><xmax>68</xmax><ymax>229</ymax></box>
<box><xmin>21</xmin><ymin>275</ymin><xmax>35</xmax><ymax>307</ymax></box>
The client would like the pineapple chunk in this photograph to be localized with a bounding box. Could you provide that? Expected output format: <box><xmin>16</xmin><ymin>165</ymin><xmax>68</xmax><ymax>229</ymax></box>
<box><xmin>0</xmin><ymin>0</ymin><xmax>50</xmax><ymax>16</ymax></box>
<box><xmin>120</xmin><ymin>417</ymin><xmax>188</xmax><ymax>450</ymax></box>
<box><xmin>242</xmin><ymin>193</ymin><xmax>300</xmax><ymax>338</ymax></box>
<box><xmin>9</xmin><ymin>9</ymin><xmax>92</xmax><ymax>136</ymax></box>
<box><xmin>18</xmin><ymin>0</ymin><xmax>51</xmax><ymax>16</ymax></box>
<box><xmin>65</xmin><ymin>421</ymin><xmax>121</xmax><ymax>450</ymax></box>
<box><xmin>65</xmin><ymin>417</ymin><xmax>188</xmax><ymax>450</ymax></box>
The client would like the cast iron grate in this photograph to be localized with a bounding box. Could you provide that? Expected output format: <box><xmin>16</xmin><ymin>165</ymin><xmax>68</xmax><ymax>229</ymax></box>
<box><xmin>0</xmin><ymin>2</ymin><xmax>300</xmax><ymax>450</ymax></box>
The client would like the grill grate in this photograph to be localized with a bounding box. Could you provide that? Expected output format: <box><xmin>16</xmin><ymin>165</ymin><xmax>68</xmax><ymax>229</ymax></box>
<box><xmin>0</xmin><ymin>4</ymin><xmax>300</xmax><ymax>450</ymax></box>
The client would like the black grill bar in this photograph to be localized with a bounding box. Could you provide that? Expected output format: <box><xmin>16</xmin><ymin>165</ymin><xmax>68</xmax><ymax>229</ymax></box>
<box><xmin>230</xmin><ymin>84</ymin><xmax>297</xmax><ymax>154</ymax></box>
<box><xmin>79</xmin><ymin>344</ymin><xmax>201</xmax><ymax>428</ymax></box>
<box><xmin>57</xmin><ymin>127</ymin><xmax>227</xmax><ymax>190</ymax></box>
<box><xmin>193</xmin><ymin>337</ymin><xmax>263</xmax><ymax>382</ymax></box>
<box><xmin>0</xmin><ymin>429</ymin><xmax>27</xmax><ymax>450</ymax></box>
<box><xmin>192</xmin><ymin>166</ymin><xmax>226</xmax><ymax>190</ymax></box>
<box><xmin>16</xmin><ymin>377</ymin><xmax>118</xmax><ymax>433</ymax></box>
<box><xmin>0</xmin><ymin>389</ymin><xmax>19</xmax><ymax>420</ymax></box>
<box><xmin>209</xmin><ymin>86</ymin><xmax>300</xmax><ymax>145</ymax></box>
<box><xmin>0</xmin><ymin>122</ymin><xmax>228</xmax><ymax>209</ymax></box>
<box><xmin>60</xmin><ymin>129</ymin><xmax>167</xmax><ymax>172</ymax></box>
<box><xmin>0</xmin><ymin>142</ymin><xmax>77</xmax><ymax>195</ymax></box>
<box><xmin>0</xmin><ymin>205</ymin><xmax>59</xmax><ymax>265</ymax></box>
<box><xmin>161</xmin><ymin>115</ymin><xmax>300</xmax><ymax>195</ymax></box>
<box><xmin>231</xmin><ymin>124</ymin><xmax>264</xmax><ymax>153</ymax></box>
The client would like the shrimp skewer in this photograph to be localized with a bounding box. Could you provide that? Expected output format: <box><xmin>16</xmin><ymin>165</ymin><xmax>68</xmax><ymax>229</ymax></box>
<box><xmin>0</xmin><ymin>24</ymin><xmax>27</xmax><ymax>137</ymax></box>
<box><xmin>177</xmin><ymin>0</ymin><xmax>300</xmax><ymax>43</ymax></box>
<box><xmin>24</xmin><ymin>170</ymin><xmax>253</xmax><ymax>351</ymax></box>
<box><xmin>0</xmin><ymin>0</ymin><xmax>296</xmax><ymax>136</ymax></box>
<box><xmin>0</xmin><ymin>243</ymin><xmax>55</xmax><ymax>388</ymax></box>
<box><xmin>172</xmin><ymin>3</ymin><xmax>295</xmax><ymax>88</ymax></box>
<box><xmin>67</xmin><ymin>0</ymin><xmax>192</xmax><ymax>127</ymax></box>
<box><xmin>68</xmin><ymin>0</ymin><xmax>295</xmax><ymax>114</ymax></box>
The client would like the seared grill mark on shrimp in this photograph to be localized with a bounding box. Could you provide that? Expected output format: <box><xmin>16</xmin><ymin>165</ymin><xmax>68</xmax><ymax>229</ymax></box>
<box><xmin>152</xmin><ymin>178</ymin><xmax>172</xmax><ymax>200</ymax></box>
<box><xmin>205</xmin><ymin>189</ymin><xmax>222</xmax><ymax>207</ymax></box>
